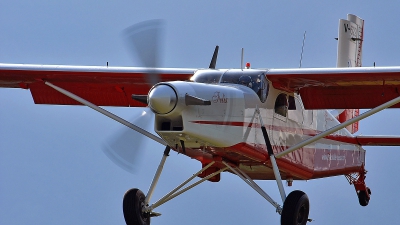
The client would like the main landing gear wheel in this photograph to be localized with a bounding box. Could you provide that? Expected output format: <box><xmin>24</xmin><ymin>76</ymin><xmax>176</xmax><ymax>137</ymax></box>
<box><xmin>358</xmin><ymin>187</ymin><xmax>371</xmax><ymax>206</ymax></box>
<box><xmin>281</xmin><ymin>190</ymin><xmax>310</xmax><ymax>225</ymax></box>
<box><xmin>123</xmin><ymin>188</ymin><xmax>150</xmax><ymax>225</ymax></box>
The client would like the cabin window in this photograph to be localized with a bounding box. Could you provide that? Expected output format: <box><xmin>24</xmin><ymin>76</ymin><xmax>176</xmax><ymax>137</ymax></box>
<box><xmin>275</xmin><ymin>93</ymin><xmax>288</xmax><ymax>117</ymax></box>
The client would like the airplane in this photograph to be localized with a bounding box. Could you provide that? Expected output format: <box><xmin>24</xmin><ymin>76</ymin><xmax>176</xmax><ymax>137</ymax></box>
<box><xmin>2</xmin><ymin>14</ymin><xmax>400</xmax><ymax>225</ymax></box>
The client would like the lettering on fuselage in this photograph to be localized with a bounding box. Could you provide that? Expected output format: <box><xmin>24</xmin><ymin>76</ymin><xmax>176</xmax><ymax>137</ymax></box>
<box><xmin>322</xmin><ymin>154</ymin><xmax>345</xmax><ymax>161</ymax></box>
<box><xmin>212</xmin><ymin>91</ymin><xmax>227</xmax><ymax>103</ymax></box>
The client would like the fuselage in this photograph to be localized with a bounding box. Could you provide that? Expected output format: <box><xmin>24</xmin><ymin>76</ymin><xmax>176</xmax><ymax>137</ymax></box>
<box><xmin>149</xmin><ymin>69</ymin><xmax>365</xmax><ymax>181</ymax></box>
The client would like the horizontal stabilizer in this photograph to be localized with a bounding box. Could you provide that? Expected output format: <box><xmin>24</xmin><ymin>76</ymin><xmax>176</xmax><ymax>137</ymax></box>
<box><xmin>356</xmin><ymin>135</ymin><xmax>400</xmax><ymax>146</ymax></box>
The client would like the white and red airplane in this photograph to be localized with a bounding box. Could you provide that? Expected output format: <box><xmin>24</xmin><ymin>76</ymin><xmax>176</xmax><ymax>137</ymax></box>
<box><xmin>1</xmin><ymin>14</ymin><xmax>400</xmax><ymax>225</ymax></box>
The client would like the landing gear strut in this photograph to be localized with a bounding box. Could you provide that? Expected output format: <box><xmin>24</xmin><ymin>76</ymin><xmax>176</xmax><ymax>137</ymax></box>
<box><xmin>257</xmin><ymin>107</ymin><xmax>311</xmax><ymax>224</ymax></box>
<box><xmin>123</xmin><ymin>146</ymin><xmax>227</xmax><ymax>225</ymax></box>
<box><xmin>345</xmin><ymin>166</ymin><xmax>371</xmax><ymax>207</ymax></box>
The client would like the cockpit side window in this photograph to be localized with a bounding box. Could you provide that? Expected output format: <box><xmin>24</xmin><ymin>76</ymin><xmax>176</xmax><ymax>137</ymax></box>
<box><xmin>258</xmin><ymin>74</ymin><xmax>268</xmax><ymax>103</ymax></box>
<box><xmin>242</xmin><ymin>73</ymin><xmax>268</xmax><ymax>103</ymax></box>
<box><xmin>275</xmin><ymin>93</ymin><xmax>288</xmax><ymax>117</ymax></box>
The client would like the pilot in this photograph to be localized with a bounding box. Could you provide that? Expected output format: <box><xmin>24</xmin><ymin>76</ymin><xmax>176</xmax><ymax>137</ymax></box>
<box><xmin>275</xmin><ymin>94</ymin><xmax>288</xmax><ymax>117</ymax></box>
<box><xmin>238</xmin><ymin>76</ymin><xmax>253</xmax><ymax>88</ymax></box>
<box><xmin>252</xmin><ymin>75</ymin><xmax>261</xmax><ymax>93</ymax></box>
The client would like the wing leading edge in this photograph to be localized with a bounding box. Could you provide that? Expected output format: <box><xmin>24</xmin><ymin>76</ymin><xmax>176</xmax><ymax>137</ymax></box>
<box><xmin>267</xmin><ymin>67</ymin><xmax>400</xmax><ymax>109</ymax></box>
<box><xmin>4</xmin><ymin>64</ymin><xmax>400</xmax><ymax>109</ymax></box>
<box><xmin>0</xmin><ymin>63</ymin><xmax>196</xmax><ymax>107</ymax></box>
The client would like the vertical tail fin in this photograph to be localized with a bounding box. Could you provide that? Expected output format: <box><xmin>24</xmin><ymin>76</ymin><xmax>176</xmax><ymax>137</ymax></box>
<box><xmin>336</xmin><ymin>14</ymin><xmax>364</xmax><ymax>134</ymax></box>
<box><xmin>337</xmin><ymin>14</ymin><xmax>364</xmax><ymax>67</ymax></box>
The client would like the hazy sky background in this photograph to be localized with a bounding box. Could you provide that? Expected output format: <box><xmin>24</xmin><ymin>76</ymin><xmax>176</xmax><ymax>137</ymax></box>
<box><xmin>1</xmin><ymin>1</ymin><xmax>400</xmax><ymax>225</ymax></box>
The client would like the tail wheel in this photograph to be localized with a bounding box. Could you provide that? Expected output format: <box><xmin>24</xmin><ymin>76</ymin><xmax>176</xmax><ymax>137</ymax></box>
<box><xmin>123</xmin><ymin>188</ymin><xmax>151</xmax><ymax>225</ymax></box>
<box><xmin>281</xmin><ymin>190</ymin><xmax>310</xmax><ymax>225</ymax></box>
<box><xmin>357</xmin><ymin>187</ymin><xmax>371</xmax><ymax>207</ymax></box>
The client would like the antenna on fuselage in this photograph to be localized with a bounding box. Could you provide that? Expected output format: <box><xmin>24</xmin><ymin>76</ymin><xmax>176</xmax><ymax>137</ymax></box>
<box><xmin>299</xmin><ymin>31</ymin><xmax>306</xmax><ymax>68</ymax></box>
<box><xmin>241</xmin><ymin>48</ymin><xmax>244</xmax><ymax>70</ymax></box>
<box><xmin>209</xmin><ymin>45</ymin><xmax>219</xmax><ymax>69</ymax></box>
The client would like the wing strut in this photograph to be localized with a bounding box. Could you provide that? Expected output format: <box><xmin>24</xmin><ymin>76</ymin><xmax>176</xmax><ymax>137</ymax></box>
<box><xmin>275</xmin><ymin>95</ymin><xmax>400</xmax><ymax>158</ymax></box>
<box><xmin>144</xmin><ymin>162</ymin><xmax>227</xmax><ymax>213</ymax></box>
<box><xmin>221</xmin><ymin>161</ymin><xmax>283</xmax><ymax>213</ymax></box>
<box><xmin>44</xmin><ymin>81</ymin><xmax>166</xmax><ymax>145</ymax></box>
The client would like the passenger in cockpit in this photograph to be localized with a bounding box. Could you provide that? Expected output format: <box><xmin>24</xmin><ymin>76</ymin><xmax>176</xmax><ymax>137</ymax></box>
<box><xmin>238</xmin><ymin>75</ymin><xmax>253</xmax><ymax>88</ymax></box>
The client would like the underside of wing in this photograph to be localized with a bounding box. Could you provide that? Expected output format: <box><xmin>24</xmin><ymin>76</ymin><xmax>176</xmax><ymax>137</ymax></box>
<box><xmin>0</xmin><ymin>63</ymin><xmax>196</xmax><ymax>107</ymax></box>
<box><xmin>267</xmin><ymin>67</ymin><xmax>400</xmax><ymax>109</ymax></box>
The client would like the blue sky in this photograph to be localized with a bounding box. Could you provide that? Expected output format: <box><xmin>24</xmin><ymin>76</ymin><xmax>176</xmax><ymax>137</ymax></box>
<box><xmin>1</xmin><ymin>1</ymin><xmax>400</xmax><ymax>224</ymax></box>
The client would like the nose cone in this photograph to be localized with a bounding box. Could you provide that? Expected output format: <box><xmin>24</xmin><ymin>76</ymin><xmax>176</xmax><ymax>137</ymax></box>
<box><xmin>148</xmin><ymin>84</ymin><xmax>177</xmax><ymax>114</ymax></box>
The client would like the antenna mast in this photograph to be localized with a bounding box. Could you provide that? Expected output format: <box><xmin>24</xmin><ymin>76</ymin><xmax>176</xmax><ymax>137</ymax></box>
<box><xmin>241</xmin><ymin>48</ymin><xmax>244</xmax><ymax>70</ymax></box>
<box><xmin>299</xmin><ymin>31</ymin><xmax>306</xmax><ymax>68</ymax></box>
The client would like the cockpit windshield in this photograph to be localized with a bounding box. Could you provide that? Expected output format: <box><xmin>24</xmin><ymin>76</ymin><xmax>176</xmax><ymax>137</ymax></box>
<box><xmin>190</xmin><ymin>70</ymin><xmax>222</xmax><ymax>84</ymax></box>
<box><xmin>191</xmin><ymin>69</ymin><xmax>268</xmax><ymax>102</ymax></box>
<box><xmin>220</xmin><ymin>71</ymin><xmax>263</xmax><ymax>94</ymax></box>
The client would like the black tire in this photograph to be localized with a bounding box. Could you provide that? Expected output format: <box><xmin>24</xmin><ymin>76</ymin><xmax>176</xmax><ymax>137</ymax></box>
<box><xmin>358</xmin><ymin>189</ymin><xmax>370</xmax><ymax>207</ymax></box>
<box><xmin>123</xmin><ymin>188</ymin><xmax>150</xmax><ymax>225</ymax></box>
<box><xmin>281</xmin><ymin>190</ymin><xmax>310</xmax><ymax>225</ymax></box>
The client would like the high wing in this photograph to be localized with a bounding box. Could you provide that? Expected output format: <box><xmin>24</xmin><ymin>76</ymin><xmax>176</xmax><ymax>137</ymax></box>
<box><xmin>0</xmin><ymin>63</ymin><xmax>196</xmax><ymax>107</ymax></box>
<box><xmin>267</xmin><ymin>66</ymin><xmax>400</xmax><ymax>109</ymax></box>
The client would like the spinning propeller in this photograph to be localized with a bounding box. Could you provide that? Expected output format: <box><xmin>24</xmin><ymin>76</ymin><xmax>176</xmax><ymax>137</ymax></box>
<box><xmin>102</xmin><ymin>108</ymin><xmax>157</xmax><ymax>173</ymax></box>
<box><xmin>122</xmin><ymin>19</ymin><xmax>164</xmax><ymax>85</ymax></box>
<box><xmin>103</xmin><ymin>20</ymin><xmax>166</xmax><ymax>173</ymax></box>
<box><xmin>103</xmin><ymin>20</ymin><xmax>219</xmax><ymax>173</ymax></box>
